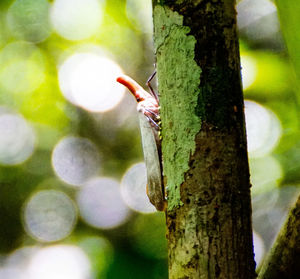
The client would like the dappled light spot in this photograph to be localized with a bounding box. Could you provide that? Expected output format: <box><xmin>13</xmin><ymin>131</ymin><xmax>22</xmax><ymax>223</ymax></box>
<box><xmin>50</xmin><ymin>0</ymin><xmax>103</xmax><ymax>41</ymax></box>
<box><xmin>237</xmin><ymin>0</ymin><xmax>277</xmax><ymax>29</ymax></box>
<box><xmin>27</xmin><ymin>245</ymin><xmax>91</xmax><ymax>279</ymax></box>
<box><xmin>0</xmin><ymin>111</ymin><xmax>35</xmax><ymax>165</ymax></box>
<box><xmin>253</xmin><ymin>231</ymin><xmax>265</xmax><ymax>266</ymax></box>
<box><xmin>126</xmin><ymin>0</ymin><xmax>153</xmax><ymax>34</ymax></box>
<box><xmin>58</xmin><ymin>52</ymin><xmax>125</xmax><ymax>112</ymax></box>
<box><xmin>52</xmin><ymin>136</ymin><xmax>100</xmax><ymax>186</ymax></box>
<box><xmin>6</xmin><ymin>0</ymin><xmax>51</xmax><ymax>43</ymax></box>
<box><xmin>121</xmin><ymin>162</ymin><xmax>156</xmax><ymax>213</ymax></box>
<box><xmin>241</xmin><ymin>55</ymin><xmax>257</xmax><ymax>90</ymax></box>
<box><xmin>77</xmin><ymin>177</ymin><xmax>130</xmax><ymax>229</ymax></box>
<box><xmin>23</xmin><ymin>190</ymin><xmax>77</xmax><ymax>242</ymax></box>
<box><xmin>250</xmin><ymin>156</ymin><xmax>283</xmax><ymax>195</ymax></box>
<box><xmin>2</xmin><ymin>246</ymin><xmax>39</xmax><ymax>278</ymax></box>
<box><xmin>6</xmin><ymin>246</ymin><xmax>40</xmax><ymax>270</ymax></box>
<box><xmin>0</xmin><ymin>267</ymin><xmax>25</xmax><ymax>279</ymax></box>
<box><xmin>0</xmin><ymin>41</ymin><xmax>45</xmax><ymax>95</ymax></box>
<box><xmin>245</xmin><ymin>100</ymin><xmax>282</xmax><ymax>158</ymax></box>
<box><xmin>237</xmin><ymin>0</ymin><xmax>280</xmax><ymax>44</ymax></box>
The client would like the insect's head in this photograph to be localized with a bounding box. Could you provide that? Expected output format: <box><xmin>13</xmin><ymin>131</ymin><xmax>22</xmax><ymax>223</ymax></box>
<box><xmin>116</xmin><ymin>75</ymin><xmax>147</xmax><ymax>103</ymax></box>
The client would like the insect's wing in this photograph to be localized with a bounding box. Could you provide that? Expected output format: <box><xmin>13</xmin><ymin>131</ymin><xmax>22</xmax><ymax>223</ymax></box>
<box><xmin>138</xmin><ymin>113</ymin><xmax>165</xmax><ymax>211</ymax></box>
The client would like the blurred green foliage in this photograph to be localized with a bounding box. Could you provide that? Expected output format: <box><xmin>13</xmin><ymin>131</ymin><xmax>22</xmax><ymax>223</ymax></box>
<box><xmin>276</xmin><ymin>0</ymin><xmax>300</xmax><ymax>88</ymax></box>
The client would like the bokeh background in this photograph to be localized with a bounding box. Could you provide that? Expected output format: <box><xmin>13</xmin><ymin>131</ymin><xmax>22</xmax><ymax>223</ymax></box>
<box><xmin>0</xmin><ymin>0</ymin><xmax>299</xmax><ymax>278</ymax></box>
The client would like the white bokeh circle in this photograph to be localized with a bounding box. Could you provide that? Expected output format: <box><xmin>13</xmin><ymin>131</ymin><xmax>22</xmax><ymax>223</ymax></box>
<box><xmin>52</xmin><ymin>136</ymin><xmax>100</xmax><ymax>186</ymax></box>
<box><xmin>58</xmin><ymin>52</ymin><xmax>125</xmax><ymax>112</ymax></box>
<box><xmin>0</xmin><ymin>112</ymin><xmax>35</xmax><ymax>165</ymax></box>
<box><xmin>245</xmin><ymin>100</ymin><xmax>282</xmax><ymax>157</ymax></box>
<box><xmin>23</xmin><ymin>190</ymin><xmax>77</xmax><ymax>242</ymax></box>
<box><xmin>27</xmin><ymin>245</ymin><xmax>91</xmax><ymax>279</ymax></box>
<box><xmin>121</xmin><ymin>162</ymin><xmax>156</xmax><ymax>213</ymax></box>
<box><xmin>50</xmin><ymin>0</ymin><xmax>103</xmax><ymax>41</ymax></box>
<box><xmin>77</xmin><ymin>177</ymin><xmax>130</xmax><ymax>229</ymax></box>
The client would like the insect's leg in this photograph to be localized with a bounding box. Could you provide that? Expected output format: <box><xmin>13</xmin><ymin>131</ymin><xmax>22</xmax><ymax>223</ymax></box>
<box><xmin>144</xmin><ymin>108</ymin><xmax>159</xmax><ymax>120</ymax></box>
<box><xmin>145</xmin><ymin>115</ymin><xmax>159</xmax><ymax>129</ymax></box>
<box><xmin>146</xmin><ymin>71</ymin><xmax>159</xmax><ymax>102</ymax></box>
<box><xmin>147</xmin><ymin>70</ymin><xmax>156</xmax><ymax>84</ymax></box>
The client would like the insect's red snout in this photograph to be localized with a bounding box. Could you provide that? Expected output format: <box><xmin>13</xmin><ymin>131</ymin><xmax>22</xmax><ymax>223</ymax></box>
<box><xmin>116</xmin><ymin>75</ymin><xmax>147</xmax><ymax>103</ymax></box>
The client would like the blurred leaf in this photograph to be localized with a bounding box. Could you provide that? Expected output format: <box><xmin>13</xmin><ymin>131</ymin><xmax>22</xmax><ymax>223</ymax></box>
<box><xmin>243</xmin><ymin>51</ymin><xmax>291</xmax><ymax>99</ymax></box>
<box><xmin>268</xmin><ymin>100</ymin><xmax>300</xmax><ymax>153</ymax></box>
<box><xmin>276</xmin><ymin>0</ymin><xmax>300</xmax><ymax>85</ymax></box>
<box><xmin>130</xmin><ymin>212</ymin><xmax>167</xmax><ymax>260</ymax></box>
<box><xmin>21</xmin><ymin>85</ymin><xmax>69</xmax><ymax>130</ymax></box>
<box><xmin>78</xmin><ymin>236</ymin><xmax>114</xmax><ymax>278</ymax></box>
<box><xmin>276</xmin><ymin>141</ymin><xmax>300</xmax><ymax>184</ymax></box>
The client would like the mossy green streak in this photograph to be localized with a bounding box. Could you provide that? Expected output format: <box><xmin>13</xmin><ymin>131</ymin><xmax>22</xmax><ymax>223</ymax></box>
<box><xmin>153</xmin><ymin>6</ymin><xmax>202</xmax><ymax>209</ymax></box>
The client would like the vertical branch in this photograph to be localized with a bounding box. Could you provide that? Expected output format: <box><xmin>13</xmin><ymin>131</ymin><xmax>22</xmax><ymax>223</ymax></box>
<box><xmin>152</xmin><ymin>1</ymin><xmax>256</xmax><ymax>278</ymax></box>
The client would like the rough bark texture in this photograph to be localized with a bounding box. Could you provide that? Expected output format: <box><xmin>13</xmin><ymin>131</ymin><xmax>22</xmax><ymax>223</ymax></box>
<box><xmin>152</xmin><ymin>0</ymin><xmax>256</xmax><ymax>278</ymax></box>
<box><xmin>258</xmin><ymin>195</ymin><xmax>300</xmax><ymax>279</ymax></box>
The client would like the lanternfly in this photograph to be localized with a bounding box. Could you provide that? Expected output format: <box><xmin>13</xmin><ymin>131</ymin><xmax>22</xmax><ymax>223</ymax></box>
<box><xmin>116</xmin><ymin>74</ymin><xmax>166</xmax><ymax>211</ymax></box>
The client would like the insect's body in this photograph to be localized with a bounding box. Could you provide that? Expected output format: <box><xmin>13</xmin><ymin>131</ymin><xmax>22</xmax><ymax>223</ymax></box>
<box><xmin>117</xmin><ymin>75</ymin><xmax>166</xmax><ymax>211</ymax></box>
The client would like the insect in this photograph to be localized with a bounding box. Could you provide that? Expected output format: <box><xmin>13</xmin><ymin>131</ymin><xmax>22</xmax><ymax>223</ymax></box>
<box><xmin>116</xmin><ymin>73</ymin><xmax>166</xmax><ymax>211</ymax></box>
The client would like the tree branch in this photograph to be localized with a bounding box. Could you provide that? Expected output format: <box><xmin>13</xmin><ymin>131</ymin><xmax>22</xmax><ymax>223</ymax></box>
<box><xmin>258</xmin><ymin>194</ymin><xmax>300</xmax><ymax>279</ymax></box>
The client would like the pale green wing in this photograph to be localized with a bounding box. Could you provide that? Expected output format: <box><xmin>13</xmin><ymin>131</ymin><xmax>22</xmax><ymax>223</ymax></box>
<box><xmin>138</xmin><ymin>113</ymin><xmax>165</xmax><ymax>211</ymax></box>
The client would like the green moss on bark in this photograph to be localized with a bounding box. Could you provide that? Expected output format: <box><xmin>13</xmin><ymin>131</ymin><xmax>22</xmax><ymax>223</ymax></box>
<box><xmin>153</xmin><ymin>5</ymin><xmax>202</xmax><ymax>209</ymax></box>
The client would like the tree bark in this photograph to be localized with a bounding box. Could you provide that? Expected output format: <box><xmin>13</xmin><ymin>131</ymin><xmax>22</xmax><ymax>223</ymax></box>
<box><xmin>257</xmin><ymin>195</ymin><xmax>300</xmax><ymax>279</ymax></box>
<box><xmin>152</xmin><ymin>1</ymin><xmax>256</xmax><ymax>278</ymax></box>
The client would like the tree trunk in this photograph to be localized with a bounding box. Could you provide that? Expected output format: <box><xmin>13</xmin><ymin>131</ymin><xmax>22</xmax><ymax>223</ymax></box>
<box><xmin>152</xmin><ymin>1</ymin><xmax>256</xmax><ymax>278</ymax></box>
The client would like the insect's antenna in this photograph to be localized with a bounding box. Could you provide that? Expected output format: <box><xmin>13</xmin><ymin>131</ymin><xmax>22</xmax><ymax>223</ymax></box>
<box><xmin>146</xmin><ymin>71</ymin><xmax>159</xmax><ymax>103</ymax></box>
<box><xmin>116</xmin><ymin>75</ymin><xmax>148</xmax><ymax>102</ymax></box>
